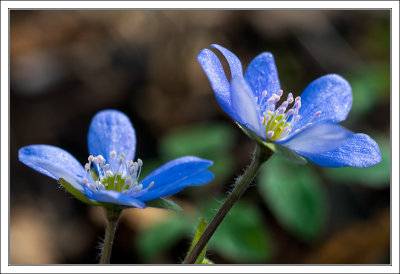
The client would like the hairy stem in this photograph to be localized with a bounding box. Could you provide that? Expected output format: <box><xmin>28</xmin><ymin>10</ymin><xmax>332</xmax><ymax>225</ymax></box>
<box><xmin>183</xmin><ymin>145</ymin><xmax>272</xmax><ymax>264</ymax></box>
<box><xmin>99</xmin><ymin>208</ymin><xmax>122</xmax><ymax>264</ymax></box>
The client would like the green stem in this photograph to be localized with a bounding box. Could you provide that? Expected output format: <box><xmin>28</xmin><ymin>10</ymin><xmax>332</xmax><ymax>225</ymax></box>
<box><xmin>183</xmin><ymin>144</ymin><xmax>272</xmax><ymax>264</ymax></box>
<box><xmin>99</xmin><ymin>208</ymin><xmax>122</xmax><ymax>264</ymax></box>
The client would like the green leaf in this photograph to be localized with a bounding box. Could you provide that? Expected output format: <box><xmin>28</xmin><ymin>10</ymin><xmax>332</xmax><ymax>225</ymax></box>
<box><xmin>145</xmin><ymin>198</ymin><xmax>183</xmax><ymax>211</ymax></box>
<box><xmin>160</xmin><ymin>122</ymin><xmax>236</xmax><ymax>158</ymax></box>
<box><xmin>346</xmin><ymin>64</ymin><xmax>390</xmax><ymax>118</ymax></box>
<box><xmin>323</xmin><ymin>136</ymin><xmax>390</xmax><ymax>188</ymax></box>
<box><xmin>159</xmin><ymin>122</ymin><xmax>236</xmax><ymax>179</ymax></box>
<box><xmin>258</xmin><ymin>157</ymin><xmax>326</xmax><ymax>242</ymax></box>
<box><xmin>202</xmin><ymin>200</ymin><xmax>273</xmax><ymax>263</ymax></box>
<box><xmin>59</xmin><ymin>178</ymin><xmax>100</xmax><ymax>206</ymax></box>
<box><xmin>136</xmin><ymin>215</ymin><xmax>192</xmax><ymax>261</ymax></box>
<box><xmin>202</xmin><ymin>257</ymin><xmax>214</xmax><ymax>264</ymax></box>
<box><xmin>184</xmin><ymin>218</ymin><xmax>208</xmax><ymax>264</ymax></box>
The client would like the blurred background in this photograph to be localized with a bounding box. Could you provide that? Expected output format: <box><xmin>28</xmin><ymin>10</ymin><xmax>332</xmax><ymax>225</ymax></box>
<box><xmin>10</xmin><ymin>10</ymin><xmax>390</xmax><ymax>264</ymax></box>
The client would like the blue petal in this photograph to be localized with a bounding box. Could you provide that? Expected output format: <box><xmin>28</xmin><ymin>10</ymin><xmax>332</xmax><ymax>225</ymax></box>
<box><xmin>138</xmin><ymin>156</ymin><xmax>213</xmax><ymax>200</ymax></box>
<box><xmin>211</xmin><ymin>44</ymin><xmax>243</xmax><ymax>79</ymax></box>
<box><xmin>230</xmin><ymin>77</ymin><xmax>265</xmax><ymax>138</ymax></box>
<box><xmin>18</xmin><ymin>145</ymin><xmax>85</xmax><ymax>192</ymax></box>
<box><xmin>138</xmin><ymin>170</ymin><xmax>214</xmax><ymax>202</ymax></box>
<box><xmin>85</xmin><ymin>189</ymin><xmax>146</xmax><ymax>209</ymax></box>
<box><xmin>198</xmin><ymin>49</ymin><xmax>235</xmax><ymax>118</ymax></box>
<box><xmin>293</xmin><ymin>74</ymin><xmax>352</xmax><ymax>131</ymax></box>
<box><xmin>87</xmin><ymin>110</ymin><xmax>136</xmax><ymax>170</ymax></box>
<box><xmin>244</xmin><ymin>52</ymin><xmax>281</xmax><ymax>103</ymax></box>
<box><xmin>294</xmin><ymin>133</ymin><xmax>381</xmax><ymax>168</ymax></box>
<box><xmin>140</xmin><ymin>156</ymin><xmax>213</xmax><ymax>188</ymax></box>
<box><xmin>280</xmin><ymin>123</ymin><xmax>353</xmax><ymax>154</ymax></box>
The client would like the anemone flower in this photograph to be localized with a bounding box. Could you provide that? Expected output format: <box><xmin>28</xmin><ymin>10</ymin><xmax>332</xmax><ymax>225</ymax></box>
<box><xmin>19</xmin><ymin>110</ymin><xmax>214</xmax><ymax>209</ymax></box>
<box><xmin>198</xmin><ymin>44</ymin><xmax>381</xmax><ymax>167</ymax></box>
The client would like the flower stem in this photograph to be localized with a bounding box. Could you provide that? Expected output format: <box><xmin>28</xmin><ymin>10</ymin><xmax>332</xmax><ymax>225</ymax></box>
<box><xmin>183</xmin><ymin>144</ymin><xmax>272</xmax><ymax>264</ymax></box>
<box><xmin>99</xmin><ymin>208</ymin><xmax>122</xmax><ymax>264</ymax></box>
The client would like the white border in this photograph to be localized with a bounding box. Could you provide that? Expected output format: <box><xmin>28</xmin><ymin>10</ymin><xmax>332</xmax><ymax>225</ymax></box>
<box><xmin>1</xmin><ymin>1</ymin><xmax>399</xmax><ymax>273</ymax></box>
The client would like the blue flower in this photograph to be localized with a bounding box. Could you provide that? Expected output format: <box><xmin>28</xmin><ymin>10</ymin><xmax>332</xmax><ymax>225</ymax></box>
<box><xmin>198</xmin><ymin>44</ymin><xmax>381</xmax><ymax>167</ymax></box>
<box><xmin>19</xmin><ymin>110</ymin><xmax>214</xmax><ymax>209</ymax></box>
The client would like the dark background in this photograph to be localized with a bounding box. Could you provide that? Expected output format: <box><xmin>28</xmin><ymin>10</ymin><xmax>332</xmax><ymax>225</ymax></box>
<box><xmin>10</xmin><ymin>10</ymin><xmax>390</xmax><ymax>264</ymax></box>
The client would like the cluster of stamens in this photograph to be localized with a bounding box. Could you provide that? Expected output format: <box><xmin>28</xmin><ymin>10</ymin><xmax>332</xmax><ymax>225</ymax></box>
<box><xmin>81</xmin><ymin>151</ymin><xmax>153</xmax><ymax>196</ymax></box>
<box><xmin>257</xmin><ymin>89</ymin><xmax>321</xmax><ymax>141</ymax></box>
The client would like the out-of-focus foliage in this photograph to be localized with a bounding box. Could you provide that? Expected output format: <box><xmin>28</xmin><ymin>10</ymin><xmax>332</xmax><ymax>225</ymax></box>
<box><xmin>135</xmin><ymin>199</ymin><xmax>272</xmax><ymax>263</ymax></box>
<box><xmin>202</xmin><ymin>200</ymin><xmax>273</xmax><ymax>263</ymax></box>
<box><xmin>136</xmin><ymin>214</ymin><xmax>192</xmax><ymax>261</ymax></box>
<box><xmin>346</xmin><ymin>64</ymin><xmax>390</xmax><ymax>119</ymax></box>
<box><xmin>258</xmin><ymin>156</ymin><xmax>326</xmax><ymax>242</ymax></box>
<box><xmin>160</xmin><ymin>122</ymin><xmax>237</xmax><ymax>180</ymax></box>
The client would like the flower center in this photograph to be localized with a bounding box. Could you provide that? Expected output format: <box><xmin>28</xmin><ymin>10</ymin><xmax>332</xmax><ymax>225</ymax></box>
<box><xmin>81</xmin><ymin>151</ymin><xmax>153</xmax><ymax>196</ymax></box>
<box><xmin>258</xmin><ymin>90</ymin><xmax>321</xmax><ymax>141</ymax></box>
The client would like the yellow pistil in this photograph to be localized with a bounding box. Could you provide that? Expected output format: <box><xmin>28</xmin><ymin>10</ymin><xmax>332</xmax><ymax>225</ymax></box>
<box><xmin>265</xmin><ymin>113</ymin><xmax>291</xmax><ymax>141</ymax></box>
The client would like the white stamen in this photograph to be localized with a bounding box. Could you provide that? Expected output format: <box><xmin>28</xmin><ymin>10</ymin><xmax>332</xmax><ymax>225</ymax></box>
<box><xmin>285</xmin><ymin>109</ymin><xmax>294</xmax><ymax>118</ymax></box>
<box><xmin>106</xmin><ymin>170</ymin><xmax>113</xmax><ymax>177</ymax></box>
<box><xmin>280</xmin><ymin>101</ymin><xmax>289</xmax><ymax>108</ymax></box>
<box><xmin>287</xmin><ymin>93</ymin><xmax>294</xmax><ymax>104</ymax></box>
<box><xmin>277</xmin><ymin>107</ymin><xmax>286</xmax><ymax>115</ymax></box>
<box><xmin>260</xmin><ymin>88</ymin><xmax>321</xmax><ymax>142</ymax></box>
<box><xmin>93</xmin><ymin>156</ymin><xmax>101</xmax><ymax>165</ymax></box>
<box><xmin>83</xmin><ymin>151</ymin><xmax>150</xmax><ymax>197</ymax></box>
<box><xmin>262</xmin><ymin>90</ymin><xmax>268</xmax><ymax>98</ymax></box>
<box><xmin>268</xmin><ymin>104</ymin><xmax>275</xmax><ymax>112</ymax></box>
<box><xmin>98</xmin><ymin>155</ymin><xmax>106</xmax><ymax>166</ymax></box>
<box><xmin>134</xmin><ymin>184</ymin><xmax>143</xmax><ymax>192</ymax></box>
<box><xmin>267</xmin><ymin>94</ymin><xmax>280</xmax><ymax>104</ymax></box>
<box><xmin>281</xmin><ymin>126</ymin><xmax>290</xmax><ymax>136</ymax></box>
